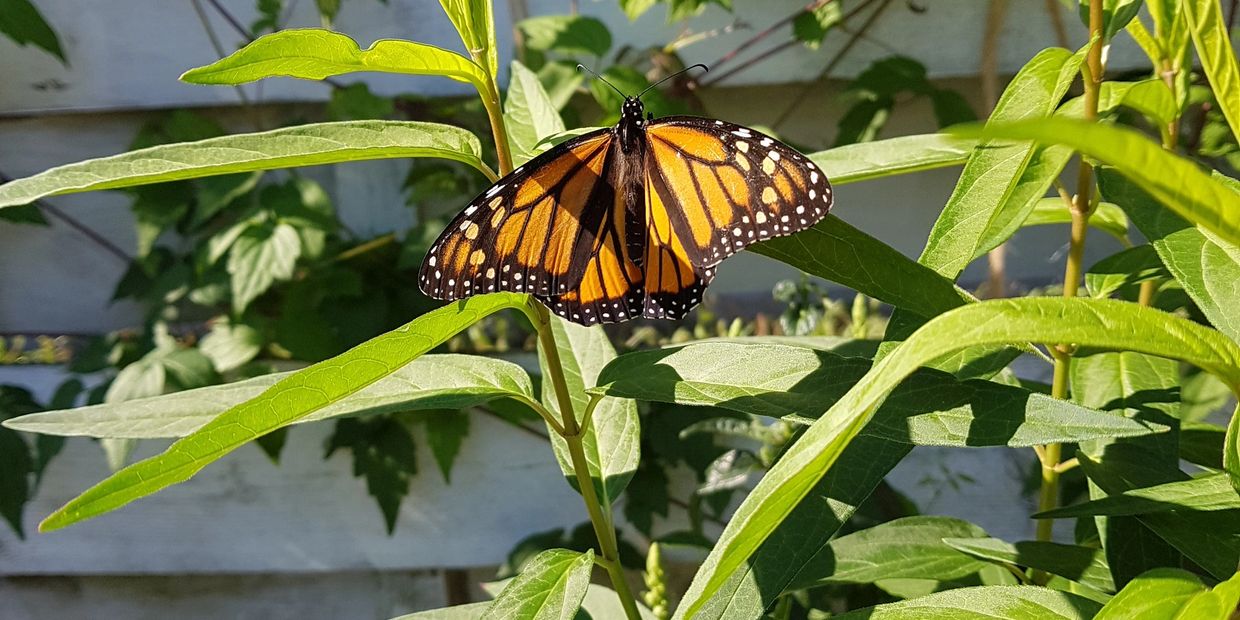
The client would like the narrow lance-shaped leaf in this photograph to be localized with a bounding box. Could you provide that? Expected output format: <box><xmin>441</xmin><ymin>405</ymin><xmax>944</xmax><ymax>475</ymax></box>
<box><xmin>944</xmin><ymin>538</ymin><xmax>1116</xmax><ymax>594</ymax></box>
<box><xmin>1182</xmin><ymin>0</ymin><xmax>1240</xmax><ymax>142</ymax></box>
<box><xmin>504</xmin><ymin>60</ymin><xmax>567</xmax><ymax>167</ymax></box>
<box><xmin>37</xmin><ymin>293</ymin><xmax>529</xmax><ymax>532</ymax></box>
<box><xmin>920</xmin><ymin>44</ymin><xmax>1089</xmax><ymax>279</ymax></box>
<box><xmin>953</xmin><ymin>119</ymin><xmax>1240</xmax><ymax>248</ymax></box>
<box><xmin>594</xmin><ymin>342</ymin><xmax>1164</xmax><ymax>448</ymax></box>
<box><xmin>807</xmin><ymin>133</ymin><xmax>976</xmax><ymax>184</ymax></box>
<box><xmin>677</xmin><ymin>298</ymin><xmax>1240</xmax><ymax>618</ymax></box>
<box><xmin>438</xmin><ymin>0</ymin><xmax>498</xmax><ymax>79</ymax></box>
<box><xmin>1034</xmin><ymin>472</ymin><xmax>1240</xmax><ymax>518</ymax></box>
<box><xmin>3</xmin><ymin>354</ymin><xmax>534</xmax><ymax>439</ymax></box>
<box><xmin>0</xmin><ymin>121</ymin><xmax>491</xmax><ymax>210</ymax></box>
<box><xmin>180</xmin><ymin>29</ymin><xmax>489</xmax><ymax>92</ymax></box>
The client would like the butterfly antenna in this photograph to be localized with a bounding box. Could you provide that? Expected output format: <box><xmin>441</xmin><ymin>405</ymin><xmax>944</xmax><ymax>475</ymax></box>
<box><xmin>636</xmin><ymin>63</ymin><xmax>709</xmax><ymax>99</ymax></box>
<box><xmin>576</xmin><ymin>64</ymin><xmax>627</xmax><ymax>98</ymax></box>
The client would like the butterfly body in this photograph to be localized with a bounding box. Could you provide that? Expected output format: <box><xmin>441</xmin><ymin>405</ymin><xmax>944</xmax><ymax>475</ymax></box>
<box><xmin>419</xmin><ymin>96</ymin><xmax>833</xmax><ymax>325</ymax></box>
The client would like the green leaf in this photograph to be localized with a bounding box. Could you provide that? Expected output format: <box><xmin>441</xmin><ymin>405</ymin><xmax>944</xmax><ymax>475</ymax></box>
<box><xmin>0</xmin><ymin>121</ymin><xmax>489</xmax><ymax>210</ymax></box>
<box><xmin>1118</xmin><ymin>79</ymin><xmax>1178</xmax><ymax>129</ymax></box>
<box><xmin>180</xmin><ymin>29</ymin><xmax>488</xmax><ymax>92</ymax></box>
<box><xmin>325</xmin><ymin>415</ymin><xmax>416</xmax><ymax>533</ymax></box>
<box><xmin>1180</xmin><ymin>421</ymin><xmax>1225</xmax><ymax>468</ymax></box>
<box><xmin>328</xmin><ymin>83</ymin><xmax>396</xmax><ymax>121</ymax></box>
<box><xmin>35</xmin><ymin>293</ymin><xmax>527</xmax><ymax>531</ymax></box>
<box><xmin>518</xmin><ymin>15</ymin><xmax>611</xmax><ymax>57</ymax></box>
<box><xmin>227</xmin><ymin>222</ymin><xmax>301</xmax><ymax>314</ymax></box>
<box><xmin>391</xmin><ymin>602</ymin><xmax>490</xmax><ymax>619</ymax></box>
<box><xmin>808</xmin><ymin>133</ymin><xmax>976</xmax><ymax>184</ymax></box>
<box><xmin>438</xmin><ymin>0</ymin><xmax>498</xmax><ymax>79</ymax></box>
<box><xmin>920</xmin><ymin>45</ymin><xmax>1088</xmax><ymax>279</ymax></box>
<box><xmin>1085</xmin><ymin>245</ymin><xmax>1166</xmax><ymax>299</ymax></box>
<box><xmin>1079</xmin><ymin>0</ymin><xmax>1143</xmax><ymax>40</ymax></box>
<box><xmin>753</xmin><ymin>216</ymin><xmax>972</xmax><ymax>319</ymax></box>
<box><xmin>199</xmin><ymin>319</ymin><xmax>263</xmax><ymax>373</ymax></box>
<box><xmin>1182</xmin><ymin>0</ymin><xmax>1240</xmax><ymax>143</ymax></box>
<box><xmin>0</xmin><ymin>202</ymin><xmax>47</xmax><ymax>225</ymax></box>
<box><xmin>676</xmin><ymin>297</ymin><xmax>1240</xmax><ymax>619</ymax></box>
<box><xmin>422</xmin><ymin>410</ymin><xmax>470</xmax><ymax>484</ymax></box>
<box><xmin>505</xmin><ymin>61</ymin><xmax>566</xmax><ymax>167</ymax></box>
<box><xmin>1106</xmin><ymin>169</ymin><xmax>1240</xmax><ymax>344</ymax></box>
<box><xmin>618</xmin><ymin>0</ymin><xmax>658</xmax><ymax>20</ymax></box>
<box><xmin>4</xmin><ymin>353</ymin><xmax>533</xmax><ymax>439</ymax></box>
<box><xmin>537</xmin><ymin>317</ymin><xmax>640</xmax><ymax>505</ymax></box>
<box><xmin>1077</xmin><ymin>450</ymin><xmax>1240</xmax><ymax>580</ymax></box>
<box><xmin>835</xmin><ymin>586</ymin><xmax>1102</xmax><ymax>619</ymax></box>
<box><xmin>482</xmin><ymin>548</ymin><xmax>594</xmax><ymax>620</ymax></box>
<box><xmin>1094</xmin><ymin>568</ymin><xmax>1240</xmax><ymax>619</ymax></box>
<box><xmin>944</xmin><ymin>538</ymin><xmax>1115</xmax><ymax>593</ymax></box>
<box><xmin>0</xmin><ymin>0</ymin><xmax>65</xmax><ymax>62</ymax></box>
<box><xmin>792</xmin><ymin>2</ymin><xmax>841</xmax><ymax>47</ymax></box>
<box><xmin>1023</xmin><ymin>198</ymin><xmax>1130</xmax><ymax>245</ymax></box>
<box><xmin>594</xmin><ymin>341</ymin><xmax>1164</xmax><ymax>447</ymax></box>
<box><xmin>953</xmin><ymin>119</ymin><xmax>1240</xmax><ymax>248</ymax></box>
<box><xmin>1036</xmin><ymin>472</ymin><xmax>1240</xmax><ymax>518</ymax></box>
<box><xmin>792</xmin><ymin>516</ymin><xmax>990</xmax><ymax>588</ymax></box>
<box><xmin>0</xmin><ymin>386</ymin><xmax>41</xmax><ymax>538</ymax></box>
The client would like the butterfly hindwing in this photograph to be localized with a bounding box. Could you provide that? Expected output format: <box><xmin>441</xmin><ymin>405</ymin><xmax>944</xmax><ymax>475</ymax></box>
<box><xmin>420</xmin><ymin>129</ymin><xmax>618</xmax><ymax>300</ymax></box>
<box><xmin>644</xmin><ymin>116</ymin><xmax>834</xmax><ymax>268</ymax></box>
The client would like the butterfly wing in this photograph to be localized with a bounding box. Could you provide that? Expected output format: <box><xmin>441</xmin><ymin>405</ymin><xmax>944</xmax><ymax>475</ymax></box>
<box><xmin>420</xmin><ymin>128</ymin><xmax>622</xmax><ymax>300</ymax></box>
<box><xmin>641</xmin><ymin>160</ymin><xmax>715</xmax><ymax>320</ymax></box>
<box><xmin>644</xmin><ymin>116</ymin><xmax>833</xmax><ymax>268</ymax></box>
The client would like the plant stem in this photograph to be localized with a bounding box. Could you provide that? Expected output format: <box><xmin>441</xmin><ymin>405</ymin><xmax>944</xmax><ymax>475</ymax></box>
<box><xmin>1036</xmin><ymin>0</ymin><xmax>1104</xmax><ymax>553</ymax></box>
<box><xmin>524</xmin><ymin>301</ymin><xmax>642</xmax><ymax>620</ymax></box>
<box><xmin>479</xmin><ymin>77</ymin><xmax>515</xmax><ymax>176</ymax></box>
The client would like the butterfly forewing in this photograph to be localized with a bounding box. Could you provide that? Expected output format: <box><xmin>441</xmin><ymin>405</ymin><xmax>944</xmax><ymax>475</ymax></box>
<box><xmin>419</xmin><ymin>129</ymin><xmax>615</xmax><ymax>300</ymax></box>
<box><xmin>644</xmin><ymin>117</ymin><xmax>833</xmax><ymax>268</ymax></box>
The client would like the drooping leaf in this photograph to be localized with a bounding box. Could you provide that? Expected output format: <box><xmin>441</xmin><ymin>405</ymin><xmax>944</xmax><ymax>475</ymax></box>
<box><xmin>482</xmin><ymin>548</ymin><xmax>594</xmax><ymax>620</ymax></box>
<box><xmin>0</xmin><ymin>121</ymin><xmax>490</xmax><ymax>210</ymax></box>
<box><xmin>676</xmin><ymin>298</ymin><xmax>1240</xmax><ymax>618</ymax></box>
<box><xmin>181</xmin><ymin>29</ymin><xmax>489</xmax><ymax>91</ymax></box>
<box><xmin>835</xmin><ymin>586</ymin><xmax>1101</xmax><ymax>620</ymax></box>
<box><xmin>954</xmin><ymin>119</ymin><xmax>1240</xmax><ymax>248</ymax></box>
<box><xmin>36</xmin><ymin>294</ymin><xmax>528</xmax><ymax>531</ymax></box>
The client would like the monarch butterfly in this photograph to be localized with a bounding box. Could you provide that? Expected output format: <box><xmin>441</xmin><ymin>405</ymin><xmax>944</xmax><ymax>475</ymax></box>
<box><xmin>420</xmin><ymin>65</ymin><xmax>833</xmax><ymax>326</ymax></box>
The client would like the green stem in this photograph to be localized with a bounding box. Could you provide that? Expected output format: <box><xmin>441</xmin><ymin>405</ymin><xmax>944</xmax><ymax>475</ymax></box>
<box><xmin>1037</xmin><ymin>0</ymin><xmax>1104</xmax><ymax>555</ymax></box>
<box><xmin>479</xmin><ymin>78</ymin><xmax>515</xmax><ymax>176</ymax></box>
<box><xmin>522</xmin><ymin>300</ymin><xmax>642</xmax><ymax>620</ymax></box>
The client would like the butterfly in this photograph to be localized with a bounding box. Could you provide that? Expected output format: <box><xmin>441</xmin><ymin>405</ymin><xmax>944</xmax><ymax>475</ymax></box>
<box><xmin>419</xmin><ymin>65</ymin><xmax>833</xmax><ymax>326</ymax></box>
